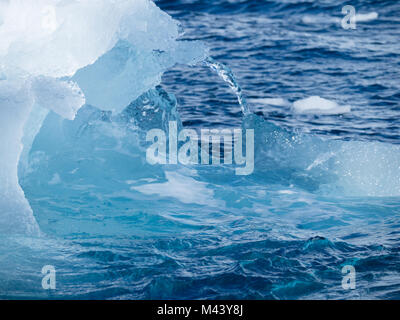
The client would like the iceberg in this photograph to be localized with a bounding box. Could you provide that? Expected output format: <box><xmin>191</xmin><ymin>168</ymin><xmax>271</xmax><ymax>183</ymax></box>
<box><xmin>0</xmin><ymin>0</ymin><xmax>207</xmax><ymax>234</ymax></box>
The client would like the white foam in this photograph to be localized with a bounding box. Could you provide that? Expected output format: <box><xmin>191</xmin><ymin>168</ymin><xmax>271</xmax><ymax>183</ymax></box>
<box><xmin>292</xmin><ymin>96</ymin><xmax>351</xmax><ymax>115</ymax></box>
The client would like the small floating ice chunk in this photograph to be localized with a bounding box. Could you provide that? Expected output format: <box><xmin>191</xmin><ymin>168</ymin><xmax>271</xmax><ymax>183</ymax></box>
<box><xmin>292</xmin><ymin>96</ymin><xmax>351</xmax><ymax>115</ymax></box>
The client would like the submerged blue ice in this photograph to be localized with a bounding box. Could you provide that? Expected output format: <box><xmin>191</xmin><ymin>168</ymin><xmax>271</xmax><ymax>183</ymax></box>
<box><xmin>0</xmin><ymin>0</ymin><xmax>400</xmax><ymax>300</ymax></box>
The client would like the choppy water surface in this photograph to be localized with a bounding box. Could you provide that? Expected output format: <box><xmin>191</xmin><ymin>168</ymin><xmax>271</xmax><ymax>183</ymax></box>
<box><xmin>1</xmin><ymin>0</ymin><xmax>400</xmax><ymax>300</ymax></box>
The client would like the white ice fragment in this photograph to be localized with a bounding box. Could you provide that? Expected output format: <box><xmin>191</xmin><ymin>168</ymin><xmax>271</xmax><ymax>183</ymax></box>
<box><xmin>293</xmin><ymin>96</ymin><xmax>351</xmax><ymax>115</ymax></box>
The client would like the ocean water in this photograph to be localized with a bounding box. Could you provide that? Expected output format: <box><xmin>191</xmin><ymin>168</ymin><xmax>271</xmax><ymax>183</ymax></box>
<box><xmin>1</xmin><ymin>0</ymin><xmax>400</xmax><ymax>300</ymax></box>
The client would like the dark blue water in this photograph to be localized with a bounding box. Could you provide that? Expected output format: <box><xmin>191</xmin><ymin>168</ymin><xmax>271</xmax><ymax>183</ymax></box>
<box><xmin>160</xmin><ymin>0</ymin><xmax>400</xmax><ymax>144</ymax></box>
<box><xmin>1</xmin><ymin>0</ymin><xmax>400</xmax><ymax>300</ymax></box>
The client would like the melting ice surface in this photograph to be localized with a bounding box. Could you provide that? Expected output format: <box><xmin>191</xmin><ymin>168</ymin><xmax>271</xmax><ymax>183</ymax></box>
<box><xmin>0</xmin><ymin>0</ymin><xmax>400</xmax><ymax>300</ymax></box>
